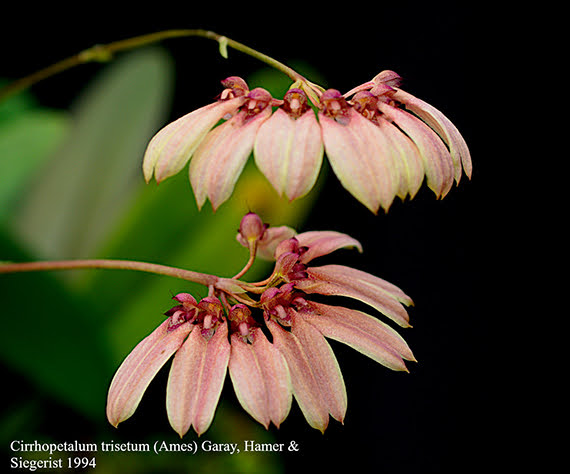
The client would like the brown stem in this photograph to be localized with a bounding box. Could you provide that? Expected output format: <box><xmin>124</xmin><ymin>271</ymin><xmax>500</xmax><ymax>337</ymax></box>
<box><xmin>0</xmin><ymin>29</ymin><xmax>309</xmax><ymax>102</ymax></box>
<box><xmin>0</xmin><ymin>259</ymin><xmax>218</xmax><ymax>286</ymax></box>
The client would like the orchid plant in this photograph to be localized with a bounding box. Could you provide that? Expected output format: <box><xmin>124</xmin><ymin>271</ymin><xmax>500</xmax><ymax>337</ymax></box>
<box><xmin>0</xmin><ymin>29</ymin><xmax>471</xmax><ymax>437</ymax></box>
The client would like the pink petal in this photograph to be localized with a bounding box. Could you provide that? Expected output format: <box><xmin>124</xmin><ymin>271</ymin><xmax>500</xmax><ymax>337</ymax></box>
<box><xmin>254</xmin><ymin>108</ymin><xmax>324</xmax><ymax>201</ymax></box>
<box><xmin>143</xmin><ymin>97</ymin><xmax>245</xmax><ymax>183</ymax></box>
<box><xmin>290</xmin><ymin>313</ymin><xmax>347</xmax><ymax>423</ymax></box>
<box><xmin>378</xmin><ymin>101</ymin><xmax>455</xmax><ymax>198</ymax></box>
<box><xmin>303</xmin><ymin>301</ymin><xmax>415</xmax><ymax>371</ymax></box>
<box><xmin>375</xmin><ymin>116</ymin><xmax>425</xmax><ymax>199</ymax></box>
<box><xmin>257</xmin><ymin>226</ymin><xmax>298</xmax><ymax>260</ymax></box>
<box><xmin>393</xmin><ymin>89</ymin><xmax>472</xmax><ymax>181</ymax></box>
<box><xmin>189</xmin><ymin>106</ymin><xmax>272</xmax><ymax>210</ymax></box>
<box><xmin>267</xmin><ymin>318</ymin><xmax>346</xmax><ymax>432</ymax></box>
<box><xmin>319</xmin><ymin>109</ymin><xmax>399</xmax><ymax>213</ymax></box>
<box><xmin>166</xmin><ymin>321</ymin><xmax>230</xmax><ymax>437</ymax></box>
<box><xmin>228</xmin><ymin>328</ymin><xmax>292</xmax><ymax>428</ymax></box>
<box><xmin>295</xmin><ymin>264</ymin><xmax>413</xmax><ymax>328</ymax></box>
<box><xmin>106</xmin><ymin>318</ymin><xmax>192</xmax><ymax>428</ymax></box>
<box><xmin>236</xmin><ymin>225</ymin><xmax>298</xmax><ymax>261</ymax></box>
<box><xmin>295</xmin><ymin>231</ymin><xmax>363</xmax><ymax>264</ymax></box>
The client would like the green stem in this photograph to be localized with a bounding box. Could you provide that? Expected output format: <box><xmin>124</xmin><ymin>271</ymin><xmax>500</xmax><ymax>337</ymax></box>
<box><xmin>0</xmin><ymin>259</ymin><xmax>217</xmax><ymax>286</ymax></box>
<box><xmin>0</xmin><ymin>29</ymin><xmax>309</xmax><ymax>102</ymax></box>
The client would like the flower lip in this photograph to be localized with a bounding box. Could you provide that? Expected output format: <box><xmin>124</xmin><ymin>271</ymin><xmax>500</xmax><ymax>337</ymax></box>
<box><xmin>165</xmin><ymin>293</ymin><xmax>199</xmax><ymax>329</ymax></box>
<box><xmin>219</xmin><ymin>76</ymin><xmax>250</xmax><ymax>99</ymax></box>
<box><xmin>282</xmin><ymin>88</ymin><xmax>310</xmax><ymax>118</ymax></box>
<box><xmin>228</xmin><ymin>304</ymin><xmax>259</xmax><ymax>340</ymax></box>
<box><xmin>244</xmin><ymin>88</ymin><xmax>273</xmax><ymax>116</ymax></box>
<box><xmin>350</xmin><ymin>91</ymin><xmax>380</xmax><ymax>120</ymax></box>
<box><xmin>319</xmin><ymin>89</ymin><xmax>352</xmax><ymax>126</ymax></box>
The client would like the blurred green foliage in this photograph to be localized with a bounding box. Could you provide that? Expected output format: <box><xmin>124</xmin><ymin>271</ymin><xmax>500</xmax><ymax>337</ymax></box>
<box><xmin>0</xmin><ymin>48</ymin><xmax>318</xmax><ymax>472</ymax></box>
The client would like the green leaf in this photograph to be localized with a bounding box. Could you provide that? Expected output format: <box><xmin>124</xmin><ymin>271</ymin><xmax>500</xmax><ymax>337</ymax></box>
<box><xmin>0</xmin><ymin>109</ymin><xmax>70</xmax><ymax>220</ymax></box>
<box><xmin>9</xmin><ymin>48</ymin><xmax>174</xmax><ymax>260</ymax></box>
<box><xmin>0</xmin><ymin>230</ymin><xmax>112</xmax><ymax>419</ymax></box>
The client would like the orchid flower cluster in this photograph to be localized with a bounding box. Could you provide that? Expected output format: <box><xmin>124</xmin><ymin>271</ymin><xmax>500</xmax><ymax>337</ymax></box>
<box><xmin>0</xmin><ymin>30</ymin><xmax>472</xmax><ymax>440</ymax></box>
<box><xmin>143</xmin><ymin>70</ymin><xmax>471</xmax><ymax>213</ymax></box>
<box><xmin>106</xmin><ymin>212</ymin><xmax>415</xmax><ymax>436</ymax></box>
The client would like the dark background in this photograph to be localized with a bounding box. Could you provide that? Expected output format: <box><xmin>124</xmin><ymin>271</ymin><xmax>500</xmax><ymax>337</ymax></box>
<box><xmin>1</xmin><ymin>2</ymin><xmax>521</xmax><ymax>473</ymax></box>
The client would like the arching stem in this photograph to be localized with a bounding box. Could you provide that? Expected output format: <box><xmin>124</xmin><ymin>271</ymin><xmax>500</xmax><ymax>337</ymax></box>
<box><xmin>0</xmin><ymin>29</ymin><xmax>311</xmax><ymax>102</ymax></box>
<box><xmin>0</xmin><ymin>259</ymin><xmax>218</xmax><ymax>286</ymax></box>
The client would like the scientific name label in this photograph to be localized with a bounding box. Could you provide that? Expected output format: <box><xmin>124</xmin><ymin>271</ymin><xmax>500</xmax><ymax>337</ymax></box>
<box><xmin>9</xmin><ymin>439</ymin><xmax>300</xmax><ymax>471</ymax></box>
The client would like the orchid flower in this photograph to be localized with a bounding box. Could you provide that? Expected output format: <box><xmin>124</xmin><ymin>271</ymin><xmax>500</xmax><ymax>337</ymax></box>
<box><xmin>143</xmin><ymin>71</ymin><xmax>471</xmax><ymax>213</ymax></box>
<box><xmin>105</xmin><ymin>213</ymin><xmax>415</xmax><ymax>436</ymax></box>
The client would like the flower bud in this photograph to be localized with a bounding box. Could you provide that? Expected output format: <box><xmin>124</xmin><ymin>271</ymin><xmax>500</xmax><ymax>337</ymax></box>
<box><xmin>238</xmin><ymin>212</ymin><xmax>267</xmax><ymax>243</ymax></box>
<box><xmin>237</xmin><ymin>212</ymin><xmax>269</xmax><ymax>258</ymax></box>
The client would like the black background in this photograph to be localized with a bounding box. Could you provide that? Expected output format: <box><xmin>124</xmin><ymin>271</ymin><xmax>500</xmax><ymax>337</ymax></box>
<box><xmin>1</xmin><ymin>2</ymin><xmax>524</xmax><ymax>473</ymax></box>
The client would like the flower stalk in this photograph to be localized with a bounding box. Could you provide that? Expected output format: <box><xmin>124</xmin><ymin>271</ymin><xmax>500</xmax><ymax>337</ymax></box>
<box><xmin>0</xmin><ymin>23</ymin><xmax>472</xmax><ymax>436</ymax></box>
<box><xmin>2</xmin><ymin>212</ymin><xmax>417</xmax><ymax>436</ymax></box>
<box><xmin>0</xmin><ymin>29</ymin><xmax>310</xmax><ymax>102</ymax></box>
<box><xmin>0</xmin><ymin>259</ymin><xmax>217</xmax><ymax>287</ymax></box>
<box><xmin>96</xmin><ymin>213</ymin><xmax>416</xmax><ymax>436</ymax></box>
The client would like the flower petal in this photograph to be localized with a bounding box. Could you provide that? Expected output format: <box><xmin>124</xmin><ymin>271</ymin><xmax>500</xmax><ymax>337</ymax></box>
<box><xmin>295</xmin><ymin>231</ymin><xmax>363</xmax><ymax>264</ymax></box>
<box><xmin>237</xmin><ymin>225</ymin><xmax>298</xmax><ymax>260</ymax></box>
<box><xmin>375</xmin><ymin>116</ymin><xmax>425</xmax><ymax>199</ymax></box>
<box><xmin>257</xmin><ymin>226</ymin><xmax>298</xmax><ymax>260</ymax></box>
<box><xmin>267</xmin><ymin>320</ymin><xmax>327</xmax><ymax>431</ymax></box>
<box><xmin>267</xmin><ymin>317</ymin><xmax>346</xmax><ymax>432</ymax></box>
<box><xmin>378</xmin><ymin>101</ymin><xmax>455</xmax><ymax>198</ymax></box>
<box><xmin>392</xmin><ymin>89</ymin><xmax>472</xmax><ymax>181</ymax></box>
<box><xmin>290</xmin><ymin>313</ymin><xmax>347</xmax><ymax>423</ymax></box>
<box><xmin>166</xmin><ymin>321</ymin><xmax>230</xmax><ymax>437</ymax></box>
<box><xmin>295</xmin><ymin>264</ymin><xmax>412</xmax><ymax>327</ymax></box>
<box><xmin>106</xmin><ymin>318</ymin><xmax>192</xmax><ymax>428</ymax></box>
<box><xmin>229</xmin><ymin>328</ymin><xmax>292</xmax><ymax>428</ymax></box>
<box><xmin>303</xmin><ymin>301</ymin><xmax>415</xmax><ymax>371</ymax></box>
<box><xmin>319</xmin><ymin>109</ymin><xmax>394</xmax><ymax>213</ymax></box>
<box><xmin>189</xmin><ymin>106</ymin><xmax>272</xmax><ymax>210</ymax></box>
<box><xmin>254</xmin><ymin>108</ymin><xmax>324</xmax><ymax>201</ymax></box>
<box><xmin>142</xmin><ymin>97</ymin><xmax>245</xmax><ymax>183</ymax></box>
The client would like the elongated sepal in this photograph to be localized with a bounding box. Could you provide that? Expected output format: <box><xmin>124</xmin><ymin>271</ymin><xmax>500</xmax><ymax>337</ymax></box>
<box><xmin>267</xmin><ymin>318</ymin><xmax>346</xmax><ymax>432</ymax></box>
<box><xmin>295</xmin><ymin>231</ymin><xmax>363</xmax><ymax>264</ymax></box>
<box><xmin>166</xmin><ymin>321</ymin><xmax>230</xmax><ymax>437</ymax></box>
<box><xmin>296</xmin><ymin>264</ymin><xmax>413</xmax><ymax>328</ymax></box>
<box><xmin>254</xmin><ymin>108</ymin><xmax>324</xmax><ymax>201</ymax></box>
<box><xmin>189</xmin><ymin>103</ymin><xmax>272</xmax><ymax>210</ymax></box>
<box><xmin>377</xmin><ymin>102</ymin><xmax>455</xmax><ymax>198</ymax></box>
<box><xmin>106</xmin><ymin>319</ymin><xmax>192</xmax><ymax>428</ymax></box>
<box><xmin>303</xmin><ymin>301</ymin><xmax>415</xmax><ymax>371</ymax></box>
<box><xmin>143</xmin><ymin>98</ymin><xmax>245</xmax><ymax>184</ymax></box>
<box><xmin>319</xmin><ymin>108</ymin><xmax>400</xmax><ymax>213</ymax></box>
<box><xmin>229</xmin><ymin>329</ymin><xmax>292</xmax><ymax>428</ymax></box>
<box><xmin>392</xmin><ymin>89</ymin><xmax>472</xmax><ymax>182</ymax></box>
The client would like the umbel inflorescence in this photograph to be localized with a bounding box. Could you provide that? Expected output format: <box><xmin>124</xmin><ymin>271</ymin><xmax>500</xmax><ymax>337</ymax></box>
<box><xmin>0</xmin><ymin>30</ymin><xmax>472</xmax><ymax>439</ymax></box>
<box><xmin>106</xmin><ymin>213</ymin><xmax>415</xmax><ymax>436</ymax></box>
<box><xmin>143</xmin><ymin>71</ymin><xmax>471</xmax><ymax>213</ymax></box>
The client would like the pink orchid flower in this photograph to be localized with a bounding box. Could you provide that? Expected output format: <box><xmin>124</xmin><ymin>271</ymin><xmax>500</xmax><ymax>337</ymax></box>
<box><xmin>107</xmin><ymin>214</ymin><xmax>415</xmax><ymax>436</ymax></box>
<box><xmin>254</xmin><ymin>88</ymin><xmax>324</xmax><ymax>202</ymax></box>
<box><xmin>142</xmin><ymin>72</ymin><xmax>470</xmax><ymax>213</ymax></box>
